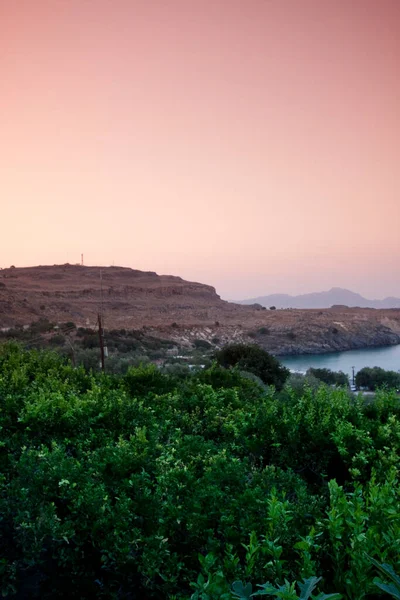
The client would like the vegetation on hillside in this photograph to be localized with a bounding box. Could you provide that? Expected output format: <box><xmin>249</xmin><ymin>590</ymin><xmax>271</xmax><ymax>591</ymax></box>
<box><xmin>0</xmin><ymin>344</ymin><xmax>399</xmax><ymax>598</ymax></box>
<box><xmin>0</xmin><ymin>320</ymin><xmax>217</xmax><ymax>374</ymax></box>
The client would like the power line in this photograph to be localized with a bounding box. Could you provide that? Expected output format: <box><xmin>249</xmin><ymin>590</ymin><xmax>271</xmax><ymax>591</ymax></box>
<box><xmin>23</xmin><ymin>325</ymin><xmax>77</xmax><ymax>349</ymax></box>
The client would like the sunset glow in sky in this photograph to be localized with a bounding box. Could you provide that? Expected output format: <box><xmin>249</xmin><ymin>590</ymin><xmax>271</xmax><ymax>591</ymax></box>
<box><xmin>1</xmin><ymin>0</ymin><xmax>399</xmax><ymax>299</ymax></box>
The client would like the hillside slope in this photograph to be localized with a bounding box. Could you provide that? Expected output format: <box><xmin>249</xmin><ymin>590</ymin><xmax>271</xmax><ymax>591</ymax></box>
<box><xmin>0</xmin><ymin>264</ymin><xmax>255</xmax><ymax>329</ymax></box>
<box><xmin>1</xmin><ymin>265</ymin><xmax>400</xmax><ymax>355</ymax></box>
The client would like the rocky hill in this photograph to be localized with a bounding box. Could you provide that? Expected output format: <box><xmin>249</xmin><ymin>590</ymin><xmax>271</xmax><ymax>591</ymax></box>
<box><xmin>1</xmin><ymin>264</ymin><xmax>400</xmax><ymax>355</ymax></box>
<box><xmin>0</xmin><ymin>264</ymin><xmax>254</xmax><ymax>329</ymax></box>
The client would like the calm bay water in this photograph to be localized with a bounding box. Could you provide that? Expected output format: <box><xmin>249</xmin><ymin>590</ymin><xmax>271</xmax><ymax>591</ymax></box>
<box><xmin>280</xmin><ymin>344</ymin><xmax>400</xmax><ymax>379</ymax></box>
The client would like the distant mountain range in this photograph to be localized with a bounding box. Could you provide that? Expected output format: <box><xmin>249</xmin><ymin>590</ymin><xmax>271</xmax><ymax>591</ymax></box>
<box><xmin>239</xmin><ymin>288</ymin><xmax>400</xmax><ymax>310</ymax></box>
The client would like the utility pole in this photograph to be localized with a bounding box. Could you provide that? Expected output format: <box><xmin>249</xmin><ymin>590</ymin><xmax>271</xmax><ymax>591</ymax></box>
<box><xmin>65</xmin><ymin>335</ymin><xmax>76</xmax><ymax>367</ymax></box>
<box><xmin>352</xmin><ymin>366</ymin><xmax>355</xmax><ymax>386</ymax></box>
<box><xmin>98</xmin><ymin>312</ymin><xmax>105</xmax><ymax>372</ymax></box>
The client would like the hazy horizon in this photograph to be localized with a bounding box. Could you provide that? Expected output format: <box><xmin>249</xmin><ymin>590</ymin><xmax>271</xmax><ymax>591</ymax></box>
<box><xmin>2</xmin><ymin>0</ymin><xmax>399</xmax><ymax>301</ymax></box>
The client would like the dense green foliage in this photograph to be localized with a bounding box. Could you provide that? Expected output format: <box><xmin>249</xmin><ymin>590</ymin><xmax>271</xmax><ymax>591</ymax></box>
<box><xmin>230</xmin><ymin>576</ymin><xmax>341</xmax><ymax>599</ymax></box>
<box><xmin>215</xmin><ymin>344</ymin><xmax>289</xmax><ymax>390</ymax></box>
<box><xmin>306</xmin><ymin>368</ymin><xmax>349</xmax><ymax>387</ymax></box>
<box><xmin>368</xmin><ymin>556</ymin><xmax>400</xmax><ymax>599</ymax></box>
<box><xmin>0</xmin><ymin>344</ymin><xmax>399</xmax><ymax>599</ymax></box>
<box><xmin>355</xmin><ymin>367</ymin><xmax>400</xmax><ymax>391</ymax></box>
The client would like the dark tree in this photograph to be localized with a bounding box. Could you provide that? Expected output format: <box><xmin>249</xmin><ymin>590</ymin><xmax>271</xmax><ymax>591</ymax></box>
<box><xmin>307</xmin><ymin>368</ymin><xmax>348</xmax><ymax>387</ymax></box>
<box><xmin>215</xmin><ymin>343</ymin><xmax>289</xmax><ymax>390</ymax></box>
<box><xmin>355</xmin><ymin>367</ymin><xmax>400</xmax><ymax>391</ymax></box>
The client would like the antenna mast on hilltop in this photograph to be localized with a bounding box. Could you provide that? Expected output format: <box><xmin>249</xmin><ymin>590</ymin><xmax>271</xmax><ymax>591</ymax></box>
<box><xmin>81</xmin><ymin>253</ymin><xmax>84</xmax><ymax>266</ymax></box>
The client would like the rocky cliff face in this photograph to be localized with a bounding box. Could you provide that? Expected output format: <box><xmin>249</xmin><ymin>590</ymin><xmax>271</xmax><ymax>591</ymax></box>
<box><xmin>0</xmin><ymin>264</ymin><xmax>228</xmax><ymax>328</ymax></box>
<box><xmin>1</xmin><ymin>265</ymin><xmax>400</xmax><ymax>355</ymax></box>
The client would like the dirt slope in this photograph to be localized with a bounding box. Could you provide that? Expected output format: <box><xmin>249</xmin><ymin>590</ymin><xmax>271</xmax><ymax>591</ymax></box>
<box><xmin>1</xmin><ymin>264</ymin><xmax>400</xmax><ymax>355</ymax></box>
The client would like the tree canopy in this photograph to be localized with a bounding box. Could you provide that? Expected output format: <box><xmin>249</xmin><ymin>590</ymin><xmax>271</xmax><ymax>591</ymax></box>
<box><xmin>355</xmin><ymin>366</ymin><xmax>400</xmax><ymax>391</ymax></box>
<box><xmin>307</xmin><ymin>367</ymin><xmax>349</xmax><ymax>387</ymax></box>
<box><xmin>215</xmin><ymin>343</ymin><xmax>289</xmax><ymax>390</ymax></box>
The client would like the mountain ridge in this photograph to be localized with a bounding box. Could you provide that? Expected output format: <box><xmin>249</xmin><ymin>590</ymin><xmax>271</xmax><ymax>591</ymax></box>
<box><xmin>1</xmin><ymin>265</ymin><xmax>400</xmax><ymax>355</ymax></box>
<box><xmin>239</xmin><ymin>287</ymin><xmax>400</xmax><ymax>310</ymax></box>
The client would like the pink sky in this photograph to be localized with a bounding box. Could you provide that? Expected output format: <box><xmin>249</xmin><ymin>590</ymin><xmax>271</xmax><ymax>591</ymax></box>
<box><xmin>1</xmin><ymin>0</ymin><xmax>399</xmax><ymax>300</ymax></box>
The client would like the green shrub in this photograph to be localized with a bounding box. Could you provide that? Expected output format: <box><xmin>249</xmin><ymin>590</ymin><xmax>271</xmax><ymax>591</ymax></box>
<box><xmin>76</xmin><ymin>327</ymin><xmax>94</xmax><ymax>337</ymax></box>
<box><xmin>230</xmin><ymin>576</ymin><xmax>341</xmax><ymax>600</ymax></box>
<box><xmin>75</xmin><ymin>348</ymin><xmax>101</xmax><ymax>371</ymax></box>
<box><xmin>307</xmin><ymin>368</ymin><xmax>349</xmax><ymax>387</ymax></box>
<box><xmin>368</xmin><ymin>556</ymin><xmax>400</xmax><ymax>599</ymax></box>
<box><xmin>48</xmin><ymin>334</ymin><xmax>66</xmax><ymax>346</ymax></box>
<box><xmin>60</xmin><ymin>321</ymin><xmax>76</xmax><ymax>330</ymax></box>
<box><xmin>80</xmin><ymin>333</ymin><xmax>98</xmax><ymax>349</ymax></box>
<box><xmin>193</xmin><ymin>339</ymin><xmax>212</xmax><ymax>350</ymax></box>
<box><xmin>215</xmin><ymin>343</ymin><xmax>289</xmax><ymax>390</ymax></box>
<box><xmin>123</xmin><ymin>362</ymin><xmax>176</xmax><ymax>397</ymax></box>
<box><xmin>0</xmin><ymin>344</ymin><xmax>399</xmax><ymax>598</ymax></box>
<box><xmin>286</xmin><ymin>372</ymin><xmax>322</xmax><ymax>394</ymax></box>
<box><xmin>258</xmin><ymin>327</ymin><xmax>270</xmax><ymax>335</ymax></box>
<box><xmin>29</xmin><ymin>318</ymin><xmax>55</xmax><ymax>334</ymax></box>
